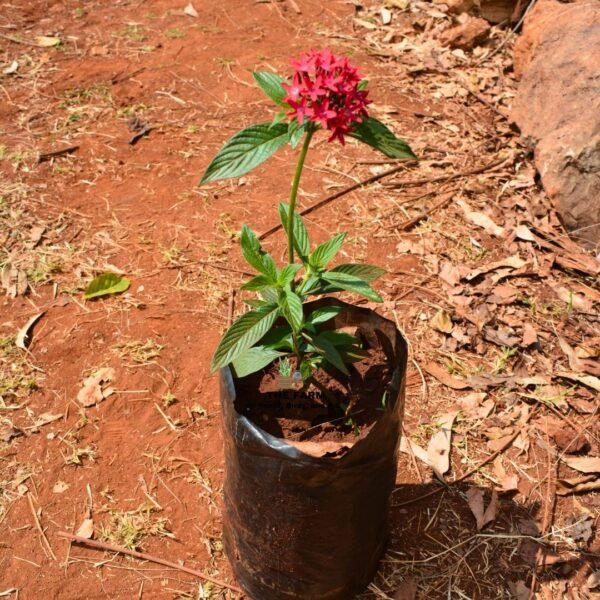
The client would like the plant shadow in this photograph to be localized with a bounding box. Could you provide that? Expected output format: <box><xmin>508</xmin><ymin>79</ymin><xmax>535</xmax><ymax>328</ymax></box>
<box><xmin>358</xmin><ymin>481</ymin><xmax>592</xmax><ymax>599</ymax></box>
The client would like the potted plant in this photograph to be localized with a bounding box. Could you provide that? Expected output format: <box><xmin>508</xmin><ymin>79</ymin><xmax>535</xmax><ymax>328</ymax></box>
<box><xmin>200</xmin><ymin>50</ymin><xmax>414</xmax><ymax>599</ymax></box>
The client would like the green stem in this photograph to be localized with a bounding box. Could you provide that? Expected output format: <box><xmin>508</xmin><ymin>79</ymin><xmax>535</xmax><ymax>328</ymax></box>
<box><xmin>287</xmin><ymin>128</ymin><xmax>314</xmax><ymax>267</ymax></box>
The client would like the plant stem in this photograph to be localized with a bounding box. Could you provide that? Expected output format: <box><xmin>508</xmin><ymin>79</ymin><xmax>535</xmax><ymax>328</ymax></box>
<box><xmin>287</xmin><ymin>128</ymin><xmax>314</xmax><ymax>266</ymax></box>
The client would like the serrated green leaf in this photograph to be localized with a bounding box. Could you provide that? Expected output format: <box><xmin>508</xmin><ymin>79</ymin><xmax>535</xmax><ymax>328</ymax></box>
<box><xmin>318</xmin><ymin>330</ymin><xmax>361</xmax><ymax>348</ymax></box>
<box><xmin>310</xmin><ymin>232</ymin><xmax>346</xmax><ymax>269</ymax></box>
<box><xmin>211</xmin><ymin>304</ymin><xmax>280</xmax><ymax>372</ymax></box>
<box><xmin>84</xmin><ymin>273</ymin><xmax>130</xmax><ymax>300</ymax></box>
<box><xmin>280</xmin><ymin>289</ymin><xmax>303</xmax><ymax>333</ymax></box>
<box><xmin>261</xmin><ymin>287</ymin><xmax>278</xmax><ymax>303</ymax></box>
<box><xmin>321</xmin><ymin>271</ymin><xmax>382</xmax><ymax>302</ymax></box>
<box><xmin>278</xmin><ymin>203</ymin><xmax>310</xmax><ymax>260</ymax></box>
<box><xmin>253</xmin><ymin>71</ymin><xmax>288</xmax><ymax>106</ymax></box>
<box><xmin>240</xmin><ymin>225</ymin><xmax>277</xmax><ymax>281</ymax></box>
<box><xmin>200</xmin><ymin>123</ymin><xmax>289</xmax><ymax>184</ymax></box>
<box><xmin>241</xmin><ymin>274</ymin><xmax>272</xmax><ymax>291</ymax></box>
<box><xmin>306</xmin><ymin>306</ymin><xmax>343</xmax><ymax>325</ymax></box>
<box><xmin>244</xmin><ymin>298</ymin><xmax>268</xmax><ymax>308</ymax></box>
<box><xmin>348</xmin><ymin>116</ymin><xmax>416</xmax><ymax>159</ymax></box>
<box><xmin>259</xmin><ymin>325</ymin><xmax>293</xmax><ymax>350</ymax></box>
<box><xmin>277</xmin><ymin>264</ymin><xmax>302</xmax><ymax>287</ymax></box>
<box><xmin>232</xmin><ymin>346</ymin><xmax>284</xmax><ymax>378</ymax></box>
<box><xmin>331</xmin><ymin>263</ymin><xmax>386</xmax><ymax>282</ymax></box>
<box><xmin>311</xmin><ymin>333</ymin><xmax>349</xmax><ymax>375</ymax></box>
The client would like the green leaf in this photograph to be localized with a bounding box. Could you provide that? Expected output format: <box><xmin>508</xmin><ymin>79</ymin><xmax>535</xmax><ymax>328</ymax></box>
<box><xmin>280</xmin><ymin>289</ymin><xmax>303</xmax><ymax>333</ymax></box>
<box><xmin>232</xmin><ymin>346</ymin><xmax>284</xmax><ymax>378</ymax></box>
<box><xmin>321</xmin><ymin>271</ymin><xmax>383</xmax><ymax>302</ymax></box>
<box><xmin>240</xmin><ymin>225</ymin><xmax>277</xmax><ymax>281</ymax></box>
<box><xmin>244</xmin><ymin>298</ymin><xmax>268</xmax><ymax>308</ymax></box>
<box><xmin>259</xmin><ymin>325</ymin><xmax>293</xmax><ymax>350</ymax></box>
<box><xmin>357</xmin><ymin>79</ymin><xmax>369</xmax><ymax>91</ymax></box>
<box><xmin>306</xmin><ymin>306</ymin><xmax>343</xmax><ymax>325</ymax></box>
<box><xmin>241</xmin><ymin>274</ymin><xmax>272</xmax><ymax>291</ymax></box>
<box><xmin>277</xmin><ymin>264</ymin><xmax>302</xmax><ymax>287</ymax></box>
<box><xmin>253</xmin><ymin>71</ymin><xmax>288</xmax><ymax>106</ymax></box>
<box><xmin>211</xmin><ymin>304</ymin><xmax>280</xmax><ymax>372</ymax></box>
<box><xmin>311</xmin><ymin>333</ymin><xmax>349</xmax><ymax>375</ymax></box>
<box><xmin>331</xmin><ymin>263</ymin><xmax>386</xmax><ymax>282</ymax></box>
<box><xmin>310</xmin><ymin>232</ymin><xmax>346</xmax><ymax>269</ymax></box>
<box><xmin>318</xmin><ymin>330</ymin><xmax>360</xmax><ymax>348</ymax></box>
<box><xmin>84</xmin><ymin>273</ymin><xmax>130</xmax><ymax>300</ymax></box>
<box><xmin>289</xmin><ymin>121</ymin><xmax>306</xmax><ymax>149</ymax></box>
<box><xmin>348</xmin><ymin>116</ymin><xmax>416</xmax><ymax>160</ymax></box>
<box><xmin>200</xmin><ymin>123</ymin><xmax>290</xmax><ymax>184</ymax></box>
<box><xmin>278</xmin><ymin>203</ymin><xmax>310</xmax><ymax>260</ymax></box>
<box><xmin>261</xmin><ymin>287</ymin><xmax>278</xmax><ymax>304</ymax></box>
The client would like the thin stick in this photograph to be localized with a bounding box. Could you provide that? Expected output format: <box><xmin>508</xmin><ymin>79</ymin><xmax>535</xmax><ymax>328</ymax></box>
<box><xmin>27</xmin><ymin>493</ymin><xmax>57</xmax><ymax>561</ymax></box>
<box><xmin>394</xmin><ymin>406</ymin><xmax>539</xmax><ymax>507</ymax></box>
<box><xmin>529</xmin><ymin>423</ymin><xmax>557</xmax><ymax>600</ymax></box>
<box><xmin>37</xmin><ymin>145</ymin><xmax>79</xmax><ymax>164</ymax></box>
<box><xmin>57</xmin><ymin>532</ymin><xmax>243</xmax><ymax>594</ymax></box>
<box><xmin>384</xmin><ymin>157</ymin><xmax>508</xmax><ymax>189</ymax></box>
<box><xmin>258</xmin><ymin>159</ymin><xmax>417</xmax><ymax>240</ymax></box>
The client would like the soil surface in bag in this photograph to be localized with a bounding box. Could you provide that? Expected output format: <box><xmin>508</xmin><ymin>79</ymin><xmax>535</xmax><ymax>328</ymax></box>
<box><xmin>235</xmin><ymin>346</ymin><xmax>392</xmax><ymax>449</ymax></box>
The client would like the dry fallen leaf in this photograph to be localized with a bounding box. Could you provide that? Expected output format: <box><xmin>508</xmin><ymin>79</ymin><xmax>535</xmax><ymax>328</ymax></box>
<box><xmin>76</xmin><ymin>517</ymin><xmax>94</xmax><ymax>539</ymax></box>
<box><xmin>16</xmin><ymin>312</ymin><xmax>45</xmax><ymax>350</ymax></box>
<box><xmin>423</xmin><ymin>362</ymin><xmax>470</xmax><ymax>390</ymax></box>
<box><xmin>466</xmin><ymin>488</ymin><xmax>498</xmax><ymax>530</ymax></box>
<box><xmin>430</xmin><ymin>309</ymin><xmax>453</xmax><ymax>333</ymax></box>
<box><xmin>52</xmin><ymin>481</ymin><xmax>69</xmax><ymax>494</ymax></box>
<box><xmin>427</xmin><ymin>412</ymin><xmax>458</xmax><ymax>477</ymax></box>
<box><xmin>3</xmin><ymin>60</ymin><xmax>18</xmax><ymax>75</ymax></box>
<box><xmin>77</xmin><ymin>367</ymin><xmax>116</xmax><ymax>407</ymax></box>
<box><xmin>184</xmin><ymin>1</ymin><xmax>199</xmax><ymax>17</ymax></box>
<box><xmin>458</xmin><ymin>200</ymin><xmax>505</xmax><ymax>237</ymax></box>
<box><xmin>562</xmin><ymin>455</ymin><xmax>600</xmax><ymax>474</ymax></box>
<box><xmin>521</xmin><ymin>323</ymin><xmax>538</xmax><ymax>347</ymax></box>
<box><xmin>587</xmin><ymin>571</ymin><xmax>600</xmax><ymax>590</ymax></box>
<box><xmin>557</xmin><ymin>372</ymin><xmax>600</xmax><ymax>392</ymax></box>
<box><xmin>32</xmin><ymin>413</ymin><xmax>62</xmax><ymax>428</ymax></box>
<box><xmin>36</xmin><ymin>36</ymin><xmax>61</xmax><ymax>47</ymax></box>
<box><xmin>556</xmin><ymin>475</ymin><xmax>600</xmax><ymax>495</ymax></box>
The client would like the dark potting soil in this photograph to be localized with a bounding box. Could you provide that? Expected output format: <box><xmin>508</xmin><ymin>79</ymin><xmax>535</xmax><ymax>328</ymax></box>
<box><xmin>235</xmin><ymin>342</ymin><xmax>392</xmax><ymax>452</ymax></box>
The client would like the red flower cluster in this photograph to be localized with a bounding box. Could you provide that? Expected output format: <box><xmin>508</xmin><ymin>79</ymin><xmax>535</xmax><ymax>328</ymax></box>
<box><xmin>282</xmin><ymin>49</ymin><xmax>370</xmax><ymax>144</ymax></box>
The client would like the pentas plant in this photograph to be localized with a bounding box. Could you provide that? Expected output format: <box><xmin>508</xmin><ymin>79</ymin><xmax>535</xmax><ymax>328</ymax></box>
<box><xmin>201</xmin><ymin>49</ymin><xmax>415</xmax><ymax>382</ymax></box>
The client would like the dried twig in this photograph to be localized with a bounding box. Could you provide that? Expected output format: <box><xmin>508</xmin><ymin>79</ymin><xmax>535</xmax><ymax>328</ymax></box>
<box><xmin>28</xmin><ymin>493</ymin><xmax>57</xmax><ymax>561</ymax></box>
<box><xmin>384</xmin><ymin>157</ymin><xmax>508</xmax><ymax>189</ymax></box>
<box><xmin>37</xmin><ymin>146</ymin><xmax>79</xmax><ymax>164</ymax></box>
<box><xmin>529</xmin><ymin>423</ymin><xmax>557</xmax><ymax>599</ymax></box>
<box><xmin>57</xmin><ymin>532</ymin><xmax>243</xmax><ymax>594</ymax></box>
<box><xmin>258</xmin><ymin>159</ymin><xmax>418</xmax><ymax>240</ymax></box>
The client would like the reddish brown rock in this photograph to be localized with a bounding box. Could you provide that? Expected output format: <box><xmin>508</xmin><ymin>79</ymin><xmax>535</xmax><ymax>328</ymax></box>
<box><xmin>511</xmin><ymin>0</ymin><xmax>600</xmax><ymax>250</ymax></box>
<box><xmin>440</xmin><ymin>17</ymin><xmax>491</xmax><ymax>49</ymax></box>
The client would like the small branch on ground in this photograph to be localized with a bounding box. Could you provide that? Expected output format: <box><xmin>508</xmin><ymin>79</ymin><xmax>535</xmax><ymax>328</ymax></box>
<box><xmin>57</xmin><ymin>532</ymin><xmax>243</xmax><ymax>594</ymax></box>
<box><xmin>258</xmin><ymin>158</ymin><xmax>418</xmax><ymax>240</ymax></box>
